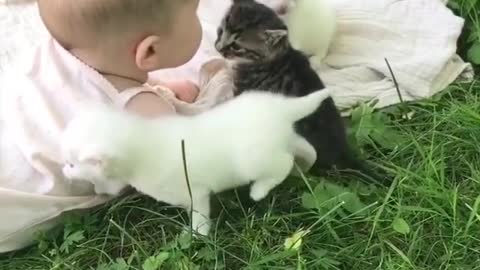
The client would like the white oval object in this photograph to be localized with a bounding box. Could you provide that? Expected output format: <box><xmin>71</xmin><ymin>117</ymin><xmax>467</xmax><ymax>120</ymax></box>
<box><xmin>286</xmin><ymin>0</ymin><xmax>337</xmax><ymax>63</ymax></box>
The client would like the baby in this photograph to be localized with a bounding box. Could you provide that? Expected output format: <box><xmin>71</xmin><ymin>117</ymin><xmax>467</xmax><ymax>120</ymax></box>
<box><xmin>38</xmin><ymin>0</ymin><xmax>203</xmax><ymax>115</ymax></box>
<box><xmin>0</xmin><ymin>0</ymin><xmax>222</xmax><ymax>253</ymax></box>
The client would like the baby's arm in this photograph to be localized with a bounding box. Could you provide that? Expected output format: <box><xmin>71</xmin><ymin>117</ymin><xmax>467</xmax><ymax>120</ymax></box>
<box><xmin>125</xmin><ymin>92</ymin><xmax>176</xmax><ymax>118</ymax></box>
<box><xmin>125</xmin><ymin>81</ymin><xmax>199</xmax><ymax>118</ymax></box>
<box><xmin>147</xmin><ymin>79</ymin><xmax>200</xmax><ymax>103</ymax></box>
<box><xmin>131</xmin><ymin>59</ymin><xmax>229</xmax><ymax>118</ymax></box>
<box><xmin>161</xmin><ymin>80</ymin><xmax>200</xmax><ymax>104</ymax></box>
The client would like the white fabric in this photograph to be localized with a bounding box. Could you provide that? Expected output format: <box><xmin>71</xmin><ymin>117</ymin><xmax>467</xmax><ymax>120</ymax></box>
<box><xmin>323</xmin><ymin>0</ymin><xmax>473</xmax><ymax>111</ymax></box>
<box><xmin>0</xmin><ymin>0</ymin><xmax>473</xmax><ymax>253</ymax></box>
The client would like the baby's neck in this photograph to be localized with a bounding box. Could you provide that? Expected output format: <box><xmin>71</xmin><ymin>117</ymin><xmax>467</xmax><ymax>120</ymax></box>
<box><xmin>102</xmin><ymin>73</ymin><xmax>147</xmax><ymax>92</ymax></box>
<box><xmin>70</xmin><ymin>47</ymin><xmax>148</xmax><ymax>92</ymax></box>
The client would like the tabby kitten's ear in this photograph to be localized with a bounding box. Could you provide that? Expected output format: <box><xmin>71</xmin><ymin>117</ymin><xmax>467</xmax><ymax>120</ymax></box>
<box><xmin>263</xmin><ymin>29</ymin><xmax>288</xmax><ymax>46</ymax></box>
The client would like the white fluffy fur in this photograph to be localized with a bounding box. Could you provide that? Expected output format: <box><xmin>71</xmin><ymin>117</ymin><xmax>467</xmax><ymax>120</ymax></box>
<box><xmin>286</xmin><ymin>0</ymin><xmax>336</xmax><ymax>65</ymax></box>
<box><xmin>61</xmin><ymin>89</ymin><xmax>331</xmax><ymax>235</ymax></box>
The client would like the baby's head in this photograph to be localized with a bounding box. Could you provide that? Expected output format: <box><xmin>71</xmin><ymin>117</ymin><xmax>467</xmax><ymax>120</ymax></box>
<box><xmin>38</xmin><ymin>0</ymin><xmax>201</xmax><ymax>79</ymax></box>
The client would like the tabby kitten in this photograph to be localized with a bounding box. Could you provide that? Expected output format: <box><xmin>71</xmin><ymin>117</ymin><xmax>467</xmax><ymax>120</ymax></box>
<box><xmin>215</xmin><ymin>0</ymin><xmax>367</xmax><ymax>175</ymax></box>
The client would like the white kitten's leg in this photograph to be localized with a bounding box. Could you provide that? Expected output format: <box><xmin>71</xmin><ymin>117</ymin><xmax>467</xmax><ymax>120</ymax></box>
<box><xmin>250</xmin><ymin>154</ymin><xmax>294</xmax><ymax>201</ymax></box>
<box><xmin>189</xmin><ymin>193</ymin><xmax>211</xmax><ymax>236</ymax></box>
<box><xmin>290</xmin><ymin>136</ymin><xmax>316</xmax><ymax>176</ymax></box>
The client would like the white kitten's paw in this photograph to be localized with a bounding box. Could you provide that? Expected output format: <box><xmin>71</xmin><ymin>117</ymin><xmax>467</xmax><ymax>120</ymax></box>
<box><xmin>180</xmin><ymin>227</ymin><xmax>200</xmax><ymax>241</ymax></box>
<box><xmin>192</xmin><ymin>219</ymin><xmax>211</xmax><ymax>236</ymax></box>
<box><xmin>190</xmin><ymin>212</ymin><xmax>211</xmax><ymax>236</ymax></box>
<box><xmin>250</xmin><ymin>185</ymin><xmax>269</xmax><ymax>202</ymax></box>
<box><xmin>195</xmin><ymin>223</ymin><xmax>211</xmax><ymax>236</ymax></box>
<box><xmin>182</xmin><ymin>223</ymin><xmax>210</xmax><ymax>237</ymax></box>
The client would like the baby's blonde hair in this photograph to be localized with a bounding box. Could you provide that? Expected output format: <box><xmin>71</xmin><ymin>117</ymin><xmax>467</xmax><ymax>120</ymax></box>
<box><xmin>38</xmin><ymin>0</ymin><xmax>185</xmax><ymax>49</ymax></box>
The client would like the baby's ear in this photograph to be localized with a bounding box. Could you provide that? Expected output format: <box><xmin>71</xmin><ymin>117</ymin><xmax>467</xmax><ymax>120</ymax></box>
<box><xmin>263</xmin><ymin>29</ymin><xmax>288</xmax><ymax>46</ymax></box>
<box><xmin>135</xmin><ymin>36</ymin><xmax>164</xmax><ymax>71</ymax></box>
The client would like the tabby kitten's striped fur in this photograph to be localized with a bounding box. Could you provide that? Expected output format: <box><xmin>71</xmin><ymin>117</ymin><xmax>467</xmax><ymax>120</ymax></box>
<box><xmin>215</xmin><ymin>0</ymin><xmax>367</xmax><ymax>175</ymax></box>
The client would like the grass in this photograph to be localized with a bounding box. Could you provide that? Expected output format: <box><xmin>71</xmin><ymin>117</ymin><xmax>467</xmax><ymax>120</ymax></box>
<box><xmin>1</xmin><ymin>1</ymin><xmax>480</xmax><ymax>269</ymax></box>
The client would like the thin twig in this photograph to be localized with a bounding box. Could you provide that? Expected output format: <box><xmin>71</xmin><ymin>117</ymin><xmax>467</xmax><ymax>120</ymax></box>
<box><xmin>384</xmin><ymin>58</ymin><xmax>404</xmax><ymax>104</ymax></box>
<box><xmin>181</xmin><ymin>140</ymin><xmax>194</xmax><ymax>238</ymax></box>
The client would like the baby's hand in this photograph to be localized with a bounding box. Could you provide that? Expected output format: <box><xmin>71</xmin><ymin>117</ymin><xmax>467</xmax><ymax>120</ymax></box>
<box><xmin>161</xmin><ymin>80</ymin><xmax>200</xmax><ymax>103</ymax></box>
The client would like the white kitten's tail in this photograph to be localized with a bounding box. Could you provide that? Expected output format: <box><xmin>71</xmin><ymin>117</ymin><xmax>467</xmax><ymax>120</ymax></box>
<box><xmin>285</xmin><ymin>88</ymin><xmax>332</xmax><ymax>121</ymax></box>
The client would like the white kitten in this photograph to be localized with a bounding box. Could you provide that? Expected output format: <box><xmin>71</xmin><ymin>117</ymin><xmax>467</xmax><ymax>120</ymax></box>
<box><xmin>61</xmin><ymin>89</ymin><xmax>332</xmax><ymax>235</ymax></box>
<box><xmin>286</xmin><ymin>0</ymin><xmax>337</xmax><ymax>65</ymax></box>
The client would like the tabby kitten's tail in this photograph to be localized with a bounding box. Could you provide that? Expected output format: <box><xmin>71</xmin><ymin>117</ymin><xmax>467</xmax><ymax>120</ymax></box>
<box><xmin>323</xmin><ymin>149</ymin><xmax>388</xmax><ymax>185</ymax></box>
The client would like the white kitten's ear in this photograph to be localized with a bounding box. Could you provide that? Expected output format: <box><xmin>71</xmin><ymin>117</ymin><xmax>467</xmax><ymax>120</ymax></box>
<box><xmin>263</xmin><ymin>29</ymin><xmax>288</xmax><ymax>46</ymax></box>
<box><xmin>78</xmin><ymin>149</ymin><xmax>110</xmax><ymax>170</ymax></box>
<box><xmin>93</xmin><ymin>180</ymin><xmax>126</xmax><ymax>195</ymax></box>
<box><xmin>233</xmin><ymin>0</ymin><xmax>253</xmax><ymax>3</ymax></box>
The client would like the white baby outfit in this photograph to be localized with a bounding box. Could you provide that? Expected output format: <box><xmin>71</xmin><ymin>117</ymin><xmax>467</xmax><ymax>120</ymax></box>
<box><xmin>0</xmin><ymin>37</ymin><xmax>216</xmax><ymax>253</ymax></box>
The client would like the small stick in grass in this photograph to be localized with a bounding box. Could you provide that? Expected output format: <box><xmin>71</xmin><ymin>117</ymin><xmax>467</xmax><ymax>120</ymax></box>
<box><xmin>181</xmin><ymin>140</ymin><xmax>194</xmax><ymax>239</ymax></box>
